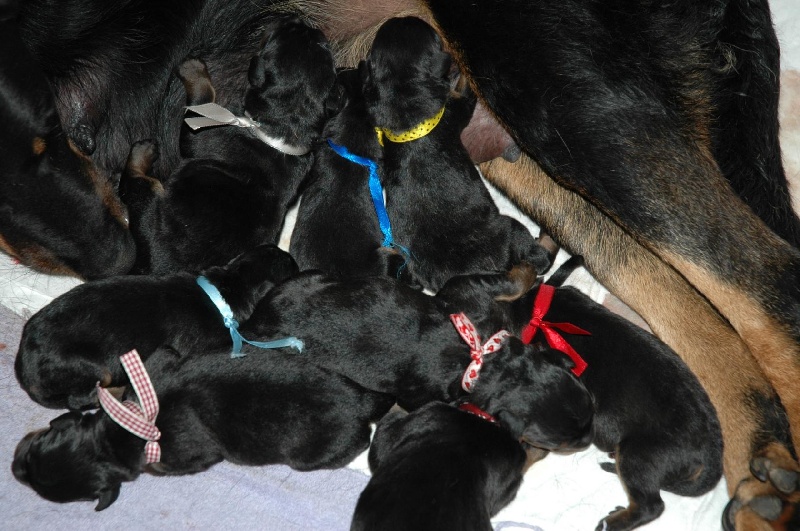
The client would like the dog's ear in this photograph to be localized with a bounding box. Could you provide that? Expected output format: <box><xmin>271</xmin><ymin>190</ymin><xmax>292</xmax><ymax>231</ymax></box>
<box><xmin>94</xmin><ymin>484</ymin><xmax>120</xmax><ymax>511</ymax></box>
<box><xmin>533</xmin><ymin>342</ymin><xmax>576</xmax><ymax>372</ymax></box>
<box><xmin>248</xmin><ymin>55</ymin><xmax>268</xmax><ymax>88</ymax></box>
<box><xmin>49</xmin><ymin>411</ymin><xmax>82</xmax><ymax>431</ymax></box>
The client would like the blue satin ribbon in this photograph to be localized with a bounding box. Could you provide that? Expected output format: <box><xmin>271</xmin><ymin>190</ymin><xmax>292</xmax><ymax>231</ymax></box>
<box><xmin>326</xmin><ymin>139</ymin><xmax>412</xmax><ymax>268</ymax></box>
<box><xmin>196</xmin><ymin>276</ymin><xmax>304</xmax><ymax>358</ymax></box>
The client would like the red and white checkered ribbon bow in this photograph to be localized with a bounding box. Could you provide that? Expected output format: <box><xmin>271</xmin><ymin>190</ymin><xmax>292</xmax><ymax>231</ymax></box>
<box><xmin>97</xmin><ymin>349</ymin><xmax>161</xmax><ymax>463</ymax></box>
<box><xmin>450</xmin><ymin>312</ymin><xmax>510</xmax><ymax>393</ymax></box>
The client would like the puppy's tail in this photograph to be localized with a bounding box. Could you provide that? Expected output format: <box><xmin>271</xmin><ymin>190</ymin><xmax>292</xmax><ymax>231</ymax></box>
<box><xmin>544</xmin><ymin>254</ymin><xmax>584</xmax><ymax>288</ymax></box>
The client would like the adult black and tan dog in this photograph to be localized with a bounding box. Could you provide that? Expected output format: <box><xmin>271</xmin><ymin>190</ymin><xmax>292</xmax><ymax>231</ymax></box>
<box><xmin>351</xmin><ymin>402</ymin><xmax>529</xmax><ymax>531</ymax></box>
<box><xmin>12</xmin><ymin>346</ymin><xmax>393</xmax><ymax>511</ymax></box>
<box><xmin>120</xmin><ymin>18</ymin><xmax>337</xmax><ymax>274</ymax></box>
<box><xmin>15</xmin><ymin>244</ymin><xmax>298</xmax><ymax>410</ymax></box>
<box><xmin>0</xmin><ymin>0</ymin><xmax>134</xmax><ymax>279</ymax></box>
<box><xmin>7</xmin><ymin>0</ymin><xmax>800</xmax><ymax>526</ymax></box>
<box><xmin>362</xmin><ymin>17</ymin><xmax>551</xmax><ymax>292</ymax></box>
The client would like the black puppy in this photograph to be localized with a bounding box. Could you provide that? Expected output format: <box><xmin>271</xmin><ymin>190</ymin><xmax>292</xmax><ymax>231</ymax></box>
<box><xmin>241</xmin><ymin>264</ymin><xmax>594</xmax><ymax>439</ymax></box>
<box><xmin>15</xmin><ymin>243</ymin><xmax>298</xmax><ymax>410</ymax></box>
<box><xmin>0</xmin><ymin>1</ymin><xmax>135</xmax><ymax>279</ymax></box>
<box><xmin>246</xmin><ymin>257</ymin><xmax>723</xmax><ymax>530</ymax></box>
<box><xmin>362</xmin><ymin>17</ymin><xmax>550</xmax><ymax>291</ymax></box>
<box><xmin>13</xmin><ymin>346</ymin><xmax>394</xmax><ymax>510</ymax></box>
<box><xmin>120</xmin><ymin>17</ymin><xmax>337</xmax><ymax>274</ymax></box>
<box><xmin>351</xmin><ymin>402</ymin><xmax>531</xmax><ymax>531</ymax></box>
<box><xmin>469</xmin><ymin>256</ymin><xmax>725</xmax><ymax>531</ymax></box>
<box><xmin>290</xmin><ymin>66</ymin><xmax>405</xmax><ymax>278</ymax></box>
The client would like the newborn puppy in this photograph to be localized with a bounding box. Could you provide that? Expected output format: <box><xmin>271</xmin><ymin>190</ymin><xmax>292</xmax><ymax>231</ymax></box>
<box><xmin>121</xmin><ymin>16</ymin><xmax>337</xmax><ymax>274</ymax></box>
<box><xmin>362</xmin><ymin>17</ymin><xmax>550</xmax><ymax>291</ymax></box>
<box><xmin>241</xmin><ymin>264</ymin><xmax>594</xmax><ymax>437</ymax></box>
<box><xmin>479</xmin><ymin>257</ymin><xmax>725</xmax><ymax>531</ymax></box>
<box><xmin>290</xmin><ymin>66</ymin><xmax>404</xmax><ymax>278</ymax></box>
<box><xmin>13</xmin><ymin>346</ymin><xmax>393</xmax><ymax>510</ymax></box>
<box><xmin>351</xmin><ymin>402</ymin><xmax>530</xmax><ymax>531</ymax></box>
<box><xmin>15</xmin><ymin>244</ymin><xmax>298</xmax><ymax>410</ymax></box>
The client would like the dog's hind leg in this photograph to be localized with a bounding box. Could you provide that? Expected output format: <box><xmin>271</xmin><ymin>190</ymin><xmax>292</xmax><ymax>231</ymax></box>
<box><xmin>708</xmin><ymin>0</ymin><xmax>800</xmax><ymax>248</ymax></box>
<box><xmin>481</xmin><ymin>155</ymin><xmax>800</xmax><ymax>528</ymax></box>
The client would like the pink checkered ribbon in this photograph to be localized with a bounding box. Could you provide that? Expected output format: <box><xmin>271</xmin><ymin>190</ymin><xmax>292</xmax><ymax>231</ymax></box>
<box><xmin>450</xmin><ymin>313</ymin><xmax>510</xmax><ymax>393</ymax></box>
<box><xmin>97</xmin><ymin>349</ymin><xmax>161</xmax><ymax>463</ymax></box>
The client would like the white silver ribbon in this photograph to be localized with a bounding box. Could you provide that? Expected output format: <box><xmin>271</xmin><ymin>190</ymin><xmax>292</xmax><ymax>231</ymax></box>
<box><xmin>184</xmin><ymin>102</ymin><xmax>311</xmax><ymax>156</ymax></box>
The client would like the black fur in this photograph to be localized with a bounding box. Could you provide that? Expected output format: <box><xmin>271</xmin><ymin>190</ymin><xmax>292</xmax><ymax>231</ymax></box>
<box><xmin>289</xmin><ymin>66</ymin><xmax>406</xmax><ymax>278</ymax></box>
<box><xmin>351</xmin><ymin>402</ymin><xmax>527</xmax><ymax>531</ymax></box>
<box><xmin>15</xmin><ymin>244</ymin><xmax>298</xmax><ymax>410</ymax></box>
<box><xmin>241</xmin><ymin>264</ymin><xmax>595</xmax><ymax>441</ymax></box>
<box><xmin>120</xmin><ymin>18</ymin><xmax>336</xmax><ymax>274</ymax></box>
<box><xmin>361</xmin><ymin>17</ymin><xmax>551</xmax><ymax>291</ymax></box>
<box><xmin>483</xmin><ymin>257</ymin><xmax>725</xmax><ymax>531</ymax></box>
<box><xmin>0</xmin><ymin>1</ymin><xmax>135</xmax><ymax>279</ymax></box>
<box><xmin>12</xmin><ymin>346</ymin><xmax>393</xmax><ymax>510</ymax></box>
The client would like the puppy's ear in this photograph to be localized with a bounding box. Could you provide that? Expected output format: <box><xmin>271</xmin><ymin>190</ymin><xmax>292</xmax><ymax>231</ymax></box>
<box><xmin>49</xmin><ymin>411</ymin><xmax>81</xmax><ymax>431</ymax></box>
<box><xmin>95</xmin><ymin>484</ymin><xmax>120</xmax><ymax>511</ymax></box>
<box><xmin>248</xmin><ymin>56</ymin><xmax>268</xmax><ymax>88</ymax></box>
<box><xmin>533</xmin><ymin>342</ymin><xmax>576</xmax><ymax>372</ymax></box>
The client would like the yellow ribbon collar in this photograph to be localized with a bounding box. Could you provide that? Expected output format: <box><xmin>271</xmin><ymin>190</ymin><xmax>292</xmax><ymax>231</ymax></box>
<box><xmin>375</xmin><ymin>106</ymin><xmax>445</xmax><ymax>146</ymax></box>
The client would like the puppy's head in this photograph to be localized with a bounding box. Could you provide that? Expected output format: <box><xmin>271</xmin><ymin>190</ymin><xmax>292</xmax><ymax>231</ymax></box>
<box><xmin>200</xmin><ymin>244</ymin><xmax>299</xmax><ymax>322</ymax></box>
<box><xmin>362</xmin><ymin>16</ymin><xmax>452</xmax><ymax>131</ymax></box>
<box><xmin>245</xmin><ymin>16</ymin><xmax>337</xmax><ymax>144</ymax></box>
<box><xmin>475</xmin><ymin>338</ymin><xmax>594</xmax><ymax>452</ymax></box>
<box><xmin>12</xmin><ymin>411</ymin><xmax>136</xmax><ymax>510</ymax></box>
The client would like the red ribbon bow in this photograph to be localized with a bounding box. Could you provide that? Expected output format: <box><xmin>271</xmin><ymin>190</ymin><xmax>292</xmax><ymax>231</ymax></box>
<box><xmin>450</xmin><ymin>312</ymin><xmax>510</xmax><ymax>393</ymax></box>
<box><xmin>521</xmin><ymin>284</ymin><xmax>590</xmax><ymax>377</ymax></box>
<box><xmin>97</xmin><ymin>349</ymin><xmax>161</xmax><ymax>463</ymax></box>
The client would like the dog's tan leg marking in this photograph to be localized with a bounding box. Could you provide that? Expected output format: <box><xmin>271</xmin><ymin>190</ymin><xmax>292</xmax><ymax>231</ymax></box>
<box><xmin>495</xmin><ymin>263</ymin><xmax>539</xmax><ymax>302</ymax></box>
<box><xmin>664</xmin><ymin>253</ymin><xmax>800</xmax><ymax>454</ymax></box>
<box><xmin>480</xmin><ymin>155</ymin><xmax>781</xmax><ymax>497</ymax></box>
<box><xmin>67</xmin><ymin>138</ymin><xmax>130</xmax><ymax>229</ymax></box>
<box><xmin>124</xmin><ymin>141</ymin><xmax>164</xmax><ymax>196</ymax></box>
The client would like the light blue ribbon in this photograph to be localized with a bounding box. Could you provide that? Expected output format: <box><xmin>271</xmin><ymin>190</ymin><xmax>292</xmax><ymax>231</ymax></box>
<box><xmin>196</xmin><ymin>276</ymin><xmax>304</xmax><ymax>358</ymax></box>
<box><xmin>326</xmin><ymin>139</ymin><xmax>412</xmax><ymax>270</ymax></box>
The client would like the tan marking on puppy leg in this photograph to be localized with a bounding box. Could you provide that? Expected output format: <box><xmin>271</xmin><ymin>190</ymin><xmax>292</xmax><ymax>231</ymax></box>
<box><xmin>480</xmin><ymin>155</ymin><xmax>781</xmax><ymax>496</ymax></box>
<box><xmin>31</xmin><ymin>137</ymin><xmax>46</xmax><ymax>156</ymax></box>
<box><xmin>522</xmin><ymin>445</ymin><xmax>548</xmax><ymax>473</ymax></box>
<box><xmin>495</xmin><ymin>262</ymin><xmax>538</xmax><ymax>302</ymax></box>
<box><xmin>665</xmin><ymin>255</ymin><xmax>800</xmax><ymax>453</ymax></box>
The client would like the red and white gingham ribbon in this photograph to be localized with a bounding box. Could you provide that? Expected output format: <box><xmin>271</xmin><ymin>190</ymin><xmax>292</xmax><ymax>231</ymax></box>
<box><xmin>450</xmin><ymin>312</ymin><xmax>510</xmax><ymax>393</ymax></box>
<box><xmin>97</xmin><ymin>349</ymin><xmax>161</xmax><ymax>463</ymax></box>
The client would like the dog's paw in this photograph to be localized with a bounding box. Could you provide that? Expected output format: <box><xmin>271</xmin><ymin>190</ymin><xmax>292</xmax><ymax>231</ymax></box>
<box><xmin>129</xmin><ymin>139</ymin><xmax>160</xmax><ymax>167</ymax></box>
<box><xmin>724</xmin><ymin>448</ymin><xmax>800</xmax><ymax>530</ymax></box>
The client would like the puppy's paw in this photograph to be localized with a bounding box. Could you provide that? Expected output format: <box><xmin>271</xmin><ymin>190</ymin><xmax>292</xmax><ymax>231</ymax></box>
<box><xmin>121</xmin><ymin>140</ymin><xmax>163</xmax><ymax>199</ymax></box>
<box><xmin>129</xmin><ymin>139</ymin><xmax>160</xmax><ymax>168</ymax></box>
<box><xmin>724</xmin><ymin>445</ymin><xmax>800</xmax><ymax>530</ymax></box>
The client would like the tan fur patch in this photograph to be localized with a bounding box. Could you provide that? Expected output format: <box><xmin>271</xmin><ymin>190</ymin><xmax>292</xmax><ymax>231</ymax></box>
<box><xmin>31</xmin><ymin>137</ymin><xmax>46</xmax><ymax>156</ymax></box>
<box><xmin>666</xmin><ymin>254</ymin><xmax>800</xmax><ymax>453</ymax></box>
